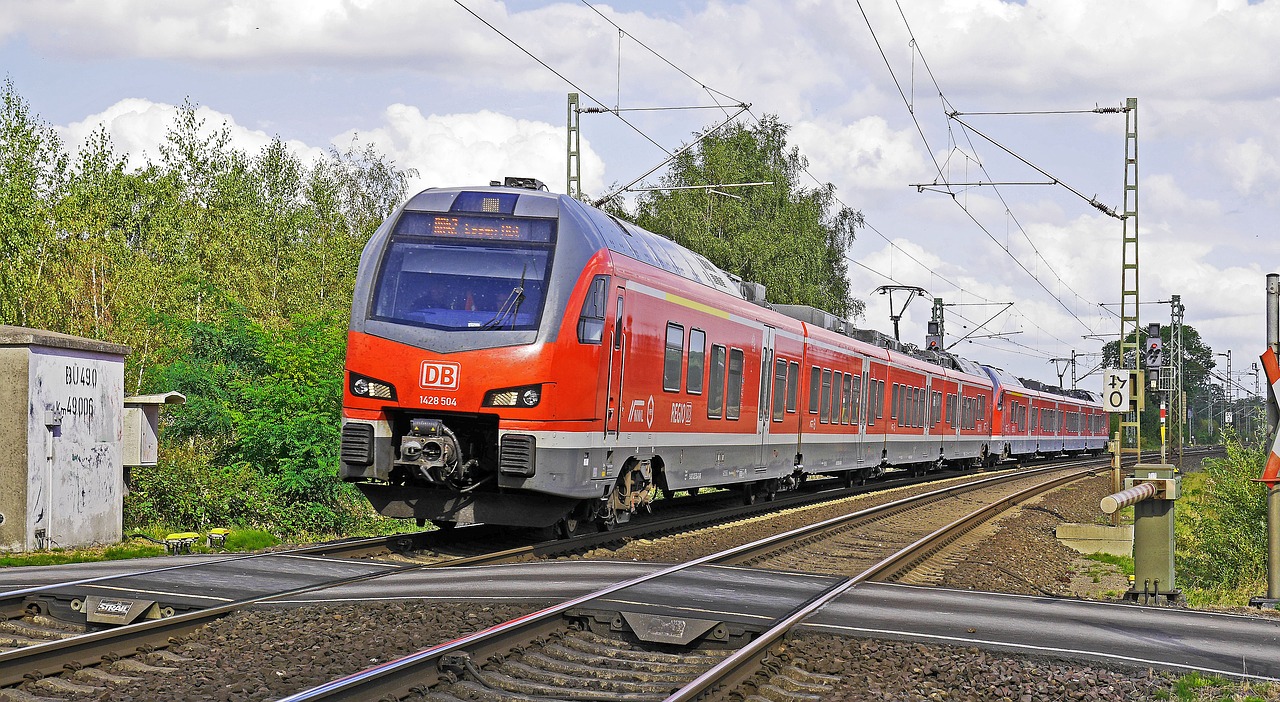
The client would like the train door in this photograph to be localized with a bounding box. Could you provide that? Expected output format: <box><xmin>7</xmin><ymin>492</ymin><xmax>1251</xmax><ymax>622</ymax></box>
<box><xmin>758</xmin><ymin>326</ymin><xmax>775</xmax><ymax>467</ymax></box>
<box><xmin>604</xmin><ymin>283</ymin><xmax>628</xmax><ymax>437</ymax></box>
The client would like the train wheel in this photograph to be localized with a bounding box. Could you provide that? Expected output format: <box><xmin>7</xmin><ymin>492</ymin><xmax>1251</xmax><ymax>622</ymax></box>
<box><xmin>688</xmin><ymin>487</ymin><xmax>700</xmax><ymax>496</ymax></box>
<box><xmin>557</xmin><ymin>515</ymin><xmax>583</xmax><ymax>539</ymax></box>
<box><xmin>764</xmin><ymin>479</ymin><xmax>779</xmax><ymax>502</ymax></box>
<box><xmin>743</xmin><ymin>483</ymin><xmax>757</xmax><ymax>505</ymax></box>
<box><xmin>841</xmin><ymin>471</ymin><xmax>856</xmax><ymax>489</ymax></box>
<box><xmin>430</xmin><ymin>520</ymin><xmax>456</xmax><ymax>531</ymax></box>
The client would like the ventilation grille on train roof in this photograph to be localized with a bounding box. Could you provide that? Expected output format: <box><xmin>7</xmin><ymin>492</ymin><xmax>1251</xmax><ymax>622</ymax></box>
<box><xmin>499</xmin><ymin>434</ymin><xmax>536</xmax><ymax>477</ymax></box>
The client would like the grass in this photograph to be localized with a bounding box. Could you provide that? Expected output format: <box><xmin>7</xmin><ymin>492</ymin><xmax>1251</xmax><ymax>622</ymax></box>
<box><xmin>0</xmin><ymin>528</ymin><xmax>282</xmax><ymax>568</ymax></box>
<box><xmin>1085</xmin><ymin>551</ymin><xmax>1135</xmax><ymax>576</ymax></box>
<box><xmin>1157</xmin><ymin>672</ymin><xmax>1276</xmax><ymax>701</ymax></box>
<box><xmin>0</xmin><ymin>541</ymin><xmax>165</xmax><ymax>567</ymax></box>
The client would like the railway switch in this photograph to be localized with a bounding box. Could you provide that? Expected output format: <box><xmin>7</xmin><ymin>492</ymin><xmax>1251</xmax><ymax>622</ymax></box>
<box><xmin>1101</xmin><ymin>463</ymin><xmax>1181</xmax><ymax>604</ymax></box>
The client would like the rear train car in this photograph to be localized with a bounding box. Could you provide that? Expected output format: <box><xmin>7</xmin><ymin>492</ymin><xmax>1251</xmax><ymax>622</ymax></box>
<box><xmin>983</xmin><ymin>366</ymin><xmax>1108</xmax><ymax>461</ymax></box>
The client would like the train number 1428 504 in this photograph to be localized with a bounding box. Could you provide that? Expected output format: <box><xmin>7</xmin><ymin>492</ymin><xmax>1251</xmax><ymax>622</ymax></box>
<box><xmin>418</xmin><ymin>395</ymin><xmax>458</xmax><ymax>407</ymax></box>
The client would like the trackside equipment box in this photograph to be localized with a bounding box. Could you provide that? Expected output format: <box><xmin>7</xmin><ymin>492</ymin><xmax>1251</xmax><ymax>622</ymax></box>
<box><xmin>0</xmin><ymin>325</ymin><xmax>130</xmax><ymax>551</ymax></box>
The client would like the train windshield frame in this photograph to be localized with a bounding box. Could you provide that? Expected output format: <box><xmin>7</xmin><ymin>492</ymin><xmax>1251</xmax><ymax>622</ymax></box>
<box><xmin>370</xmin><ymin>212</ymin><xmax>557</xmax><ymax>332</ymax></box>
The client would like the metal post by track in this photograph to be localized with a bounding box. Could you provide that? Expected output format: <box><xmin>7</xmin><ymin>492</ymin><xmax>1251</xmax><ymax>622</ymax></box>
<box><xmin>1101</xmin><ymin>463</ymin><xmax>1181</xmax><ymax>604</ymax></box>
<box><xmin>1252</xmin><ymin>273</ymin><xmax>1280</xmax><ymax>607</ymax></box>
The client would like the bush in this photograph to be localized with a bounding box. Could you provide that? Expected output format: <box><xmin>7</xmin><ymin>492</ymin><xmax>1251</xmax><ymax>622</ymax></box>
<box><xmin>1176</xmin><ymin>430</ymin><xmax>1269</xmax><ymax>592</ymax></box>
<box><xmin>124</xmin><ymin>309</ymin><xmax>393</xmax><ymax>539</ymax></box>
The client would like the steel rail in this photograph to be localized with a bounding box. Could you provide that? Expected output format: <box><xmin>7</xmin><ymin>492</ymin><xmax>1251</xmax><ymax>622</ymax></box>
<box><xmin>664</xmin><ymin>465</ymin><xmax>1101</xmax><ymax>701</ymax></box>
<box><xmin>4</xmin><ymin>448</ymin><xmax>1210</xmax><ymax>695</ymax></box>
<box><xmin>0</xmin><ymin>552</ymin><xmax>422</xmax><ymax>688</ymax></box>
<box><xmin>277</xmin><ymin>459</ymin><xmax>1116</xmax><ymax>701</ymax></box>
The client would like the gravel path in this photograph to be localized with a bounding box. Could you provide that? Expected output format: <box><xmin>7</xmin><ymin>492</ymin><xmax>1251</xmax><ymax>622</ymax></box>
<box><xmin>12</xmin><ymin>459</ymin><xmax>1266</xmax><ymax>701</ymax></box>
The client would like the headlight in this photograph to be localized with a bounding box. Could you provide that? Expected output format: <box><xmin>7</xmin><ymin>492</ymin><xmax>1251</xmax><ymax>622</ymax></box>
<box><xmin>349</xmin><ymin>372</ymin><xmax>397</xmax><ymax>401</ymax></box>
<box><xmin>484</xmin><ymin>384</ymin><xmax>542</xmax><ymax>408</ymax></box>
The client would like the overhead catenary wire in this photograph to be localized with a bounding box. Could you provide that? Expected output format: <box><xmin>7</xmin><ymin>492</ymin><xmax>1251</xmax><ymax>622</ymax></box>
<box><xmin>461</xmin><ymin>0</ymin><xmax>1083</xmax><ymax>367</ymax></box>
<box><xmin>872</xmin><ymin>0</ymin><xmax>1116</xmax><ymax>337</ymax></box>
<box><xmin>451</xmin><ymin>0</ymin><xmax>671</xmax><ymax>156</ymax></box>
<box><xmin>578</xmin><ymin>0</ymin><xmax>744</xmax><ymax>113</ymax></box>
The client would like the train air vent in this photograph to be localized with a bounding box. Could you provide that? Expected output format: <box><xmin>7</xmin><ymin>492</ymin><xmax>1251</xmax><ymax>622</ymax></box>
<box><xmin>340</xmin><ymin>423</ymin><xmax>375</xmax><ymax>466</ymax></box>
<box><xmin>499</xmin><ymin>434</ymin><xmax>536</xmax><ymax>477</ymax></box>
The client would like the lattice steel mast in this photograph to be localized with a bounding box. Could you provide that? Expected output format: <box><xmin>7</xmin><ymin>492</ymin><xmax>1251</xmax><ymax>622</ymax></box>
<box><xmin>1119</xmin><ymin>97</ymin><xmax>1142</xmax><ymax>456</ymax></box>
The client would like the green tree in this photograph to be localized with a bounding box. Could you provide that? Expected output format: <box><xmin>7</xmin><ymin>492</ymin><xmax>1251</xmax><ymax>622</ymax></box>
<box><xmin>628</xmin><ymin>116</ymin><xmax>864</xmax><ymax>320</ymax></box>
<box><xmin>0</xmin><ymin>78</ymin><xmax>67</xmax><ymax>326</ymax></box>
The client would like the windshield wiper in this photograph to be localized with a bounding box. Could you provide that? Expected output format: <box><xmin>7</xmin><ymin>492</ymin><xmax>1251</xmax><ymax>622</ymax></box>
<box><xmin>480</xmin><ymin>263</ymin><xmax>527</xmax><ymax>330</ymax></box>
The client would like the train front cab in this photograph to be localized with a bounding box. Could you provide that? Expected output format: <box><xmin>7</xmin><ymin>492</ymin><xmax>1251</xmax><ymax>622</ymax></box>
<box><xmin>340</xmin><ymin>186</ymin><xmax>645</xmax><ymax>529</ymax></box>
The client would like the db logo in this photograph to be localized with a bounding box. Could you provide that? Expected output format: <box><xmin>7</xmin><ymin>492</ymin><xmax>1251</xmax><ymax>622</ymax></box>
<box><xmin>420</xmin><ymin>361</ymin><xmax>460</xmax><ymax>390</ymax></box>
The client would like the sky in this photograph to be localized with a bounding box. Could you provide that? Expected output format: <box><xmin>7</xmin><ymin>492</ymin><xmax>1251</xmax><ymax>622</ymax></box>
<box><xmin>3</xmin><ymin>0</ymin><xmax>1278</xmax><ymax>398</ymax></box>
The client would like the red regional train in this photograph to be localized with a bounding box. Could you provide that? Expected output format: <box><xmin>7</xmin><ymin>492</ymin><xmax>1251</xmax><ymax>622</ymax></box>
<box><xmin>339</xmin><ymin>178</ymin><xmax>1108</xmax><ymax>533</ymax></box>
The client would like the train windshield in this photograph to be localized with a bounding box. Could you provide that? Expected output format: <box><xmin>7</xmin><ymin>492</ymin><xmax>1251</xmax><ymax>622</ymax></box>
<box><xmin>371</xmin><ymin>214</ymin><xmax>556</xmax><ymax>332</ymax></box>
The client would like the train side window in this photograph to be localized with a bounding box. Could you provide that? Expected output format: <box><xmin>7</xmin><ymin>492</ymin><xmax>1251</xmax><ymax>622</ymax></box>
<box><xmin>772</xmin><ymin>358</ymin><xmax>787</xmax><ymax>422</ymax></box>
<box><xmin>758</xmin><ymin>348</ymin><xmax>772</xmax><ymax>421</ymax></box>
<box><xmin>726</xmin><ymin>348</ymin><xmax>744</xmax><ymax>420</ymax></box>
<box><xmin>663</xmin><ymin>323</ymin><xmax>685</xmax><ymax>392</ymax></box>
<box><xmin>932</xmin><ymin>391</ymin><xmax>941</xmax><ymax>427</ymax></box>
<box><xmin>708</xmin><ymin>345</ymin><xmax>727</xmax><ymax>419</ymax></box>
<box><xmin>820</xmin><ymin>369</ymin><xmax>833</xmax><ymax>424</ymax></box>
<box><xmin>687</xmin><ymin>329</ymin><xmax>705</xmax><ymax>395</ymax></box>
<box><xmin>876</xmin><ymin>379</ymin><xmax>885</xmax><ymax>419</ymax></box>
<box><xmin>613</xmin><ymin>295</ymin><xmax>624</xmax><ymax>349</ymax></box>
<box><xmin>576</xmin><ymin>275</ymin><xmax>608</xmax><ymax>344</ymax></box>
<box><xmin>786</xmin><ymin>361</ymin><xmax>799</xmax><ymax>413</ymax></box>
<box><xmin>831</xmin><ymin>372</ymin><xmax>843</xmax><ymax>424</ymax></box>
<box><xmin>809</xmin><ymin>366</ymin><xmax>821</xmax><ymax>414</ymax></box>
<box><xmin>915</xmin><ymin>387</ymin><xmax>923</xmax><ymax>428</ymax></box>
<box><xmin>842</xmin><ymin>373</ymin><xmax>853</xmax><ymax>425</ymax></box>
<box><xmin>850</xmin><ymin>374</ymin><xmax>862</xmax><ymax>425</ymax></box>
<box><xmin>891</xmin><ymin>383</ymin><xmax>900</xmax><ymax>420</ymax></box>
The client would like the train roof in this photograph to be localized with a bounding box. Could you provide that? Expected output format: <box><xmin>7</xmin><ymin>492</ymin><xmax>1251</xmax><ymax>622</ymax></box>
<box><xmin>983</xmin><ymin>365</ymin><xmax>1101</xmax><ymax>405</ymax></box>
<box><xmin>400</xmin><ymin>184</ymin><xmax>1061</xmax><ymax>391</ymax></box>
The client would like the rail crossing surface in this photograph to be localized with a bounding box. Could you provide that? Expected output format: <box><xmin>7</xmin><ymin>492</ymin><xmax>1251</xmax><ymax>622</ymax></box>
<box><xmin>170</xmin><ymin>560</ymin><xmax>1280</xmax><ymax>682</ymax></box>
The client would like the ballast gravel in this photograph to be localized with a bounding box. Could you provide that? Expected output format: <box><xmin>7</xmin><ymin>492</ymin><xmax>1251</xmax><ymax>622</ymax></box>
<box><xmin>17</xmin><ymin>458</ymin><xmax>1253</xmax><ymax>701</ymax></box>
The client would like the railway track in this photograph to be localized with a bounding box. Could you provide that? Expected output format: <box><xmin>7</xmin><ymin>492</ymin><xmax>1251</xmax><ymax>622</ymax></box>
<box><xmin>0</xmin><ymin>449</ymin><xmax>1208</xmax><ymax>699</ymax></box>
<box><xmin>0</xmin><ymin>460</ymin><xmax>1015</xmax><ymax>697</ymax></box>
<box><xmin>273</xmin><ymin>460</ymin><xmax>1113</xmax><ymax>701</ymax></box>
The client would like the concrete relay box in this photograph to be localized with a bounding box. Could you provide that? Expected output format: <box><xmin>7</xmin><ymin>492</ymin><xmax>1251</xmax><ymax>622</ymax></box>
<box><xmin>0</xmin><ymin>325</ymin><xmax>129</xmax><ymax>551</ymax></box>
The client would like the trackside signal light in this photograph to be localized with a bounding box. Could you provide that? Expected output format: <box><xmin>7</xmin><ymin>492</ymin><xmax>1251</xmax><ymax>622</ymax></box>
<box><xmin>1145</xmin><ymin>322</ymin><xmax>1163</xmax><ymax>369</ymax></box>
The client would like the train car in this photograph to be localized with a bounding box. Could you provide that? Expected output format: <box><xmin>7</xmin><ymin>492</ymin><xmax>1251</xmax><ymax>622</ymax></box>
<box><xmin>340</xmin><ymin>179</ymin><xmax>821</xmax><ymax>532</ymax></box>
<box><xmin>983</xmin><ymin>367</ymin><xmax>1107</xmax><ymax>461</ymax></box>
<box><xmin>339</xmin><ymin>178</ymin><xmax>1105</xmax><ymax>533</ymax></box>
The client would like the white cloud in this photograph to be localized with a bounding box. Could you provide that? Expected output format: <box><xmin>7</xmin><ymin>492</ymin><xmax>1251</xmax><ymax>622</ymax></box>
<box><xmin>331</xmin><ymin>105</ymin><xmax>606</xmax><ymax>196</ymax></box>
<box><xmin>53</xmin><ymin>99</ymin><xmax>605</xmax><ymax>198</ymax></box>
<box><xmin>56</xmin><ymin>98</ymin><xmax>328</xmax><ymax>171</ymax></box>
<box><xmin>791</xmin><ymin>116</ymin><xmax>928</xmax><ymax>194</ymax></box>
